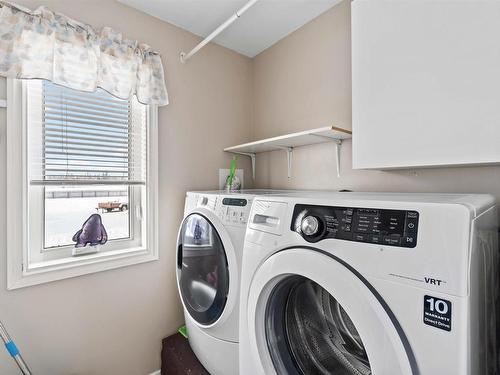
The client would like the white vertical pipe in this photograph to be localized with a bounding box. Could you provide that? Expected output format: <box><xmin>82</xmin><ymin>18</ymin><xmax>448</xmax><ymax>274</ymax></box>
<box><xmin>180</xmin><ymin>0</ymin><xmax>260</xmax><ymax>63</ymax></box>
<box><xmin>335</xmin><ymin>140</ymin><xmax>341</xmax><ymax>178</ymax></box>
<box><xmin>286</xmin><ymin>148</ymin><xmax>293</xmax><ymax>179</ymax></box>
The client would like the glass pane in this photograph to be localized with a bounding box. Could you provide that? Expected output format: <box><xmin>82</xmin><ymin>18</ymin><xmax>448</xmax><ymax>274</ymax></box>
<box><xmin>178</xmin><ymin>214</ymin><xmax>229</xmax><ymax>324</ymax></box>
<box><xmin>267</xmin><ymin>277</ymin><xmax>371</xmax><ymax>375</ymax></box>
<box><xmin>44</xmin><ymin>185</ymin><xmax>130</xmax><ymax>248</ymax></box>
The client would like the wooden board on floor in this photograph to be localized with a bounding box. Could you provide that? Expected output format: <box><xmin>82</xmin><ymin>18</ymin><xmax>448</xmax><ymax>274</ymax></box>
<box><xmin>161</xmin><ymin>333</ymin><xmax>210</xmax><ymax>375</ymax></box>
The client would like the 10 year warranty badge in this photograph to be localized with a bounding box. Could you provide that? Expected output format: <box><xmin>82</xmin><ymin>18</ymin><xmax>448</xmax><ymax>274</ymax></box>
<box><xmin>423</xmin><ymin>295</ymin><xmax>452</xmax><ymax>331</ymax></box>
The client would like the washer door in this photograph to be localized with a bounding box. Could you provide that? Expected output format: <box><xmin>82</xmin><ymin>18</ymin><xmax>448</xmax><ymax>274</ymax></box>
<box><xmin>177</xmin><ymin>213</ymin><xmax>229</xmax><ymax>325</ymax></box>
<box><xmin>267</xmin><ymin>276</ymin><xmax>372</xmax><ymax>375</ymax></box>
<box><xmin>247</xmin><ymin>248</ymin><xmax>417</xmax><ymax>375</ymax></box>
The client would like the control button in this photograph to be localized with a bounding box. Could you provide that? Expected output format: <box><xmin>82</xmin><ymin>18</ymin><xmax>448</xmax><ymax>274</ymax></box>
<box><xmin>407</xmin><ymin>211</ymin><xmax>418</xmax><ymax>219</ymax></box>
<box><xmin>401</xmin><ymin>235</ymin><xmax>417</xmax><ymax>247</ymax></box>
<box><xmin>301</xmin><ymin>216</ymin><xmax>320</xmax><ymax>236</ymax></box>
<box><xmin>357</xmin><ymin>209</ymin><xmax>378</xmax><ymax>216</ymax></box>
<box><xmin>355</xmin><ymin>225</ymin><xmax>369</xmax><ymax>233</ymax></box>
<box><xmin>343</xmin><ymin>209</ymin><xmax>354</xmax><ymax>216</ymax></box>
<box><xmin>341</xmin><ymin>224</ymin><xmax>351</xmax><ymax>232</ymax></box>
<box><xmin>383</xmin><ymin>236</ymin><xmax>401</xmax><ymax>246</ymax></box>
<box><xmin>353</xmin><ymin>233</ymin><xmax>367</xmax><ymax>242</ymax></box>
<box><xmin>326</xmin><ymin>228</ymin><xmax>337</xmax><ymax>237</ymax></box>
<box><xmin>369</xmin><ymin>234</ymin><xmax>382</xmax><ymax>244</ymax></box>
<box><xmin>406</xmin><ymin>217</ymin><xmax>418</xmax><ymax>232</ymax></box>
<box><xmin>341</xmin><ymin>216</ymin><xmax>352</xmax><ymax>224</ymax></box>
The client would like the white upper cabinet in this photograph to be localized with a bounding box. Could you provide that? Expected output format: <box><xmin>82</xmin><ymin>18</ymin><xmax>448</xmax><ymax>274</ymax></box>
<box><xmin>352</xmin><ymin>0</ymin><xmax>500</xmax><ymax>169</ymax></box>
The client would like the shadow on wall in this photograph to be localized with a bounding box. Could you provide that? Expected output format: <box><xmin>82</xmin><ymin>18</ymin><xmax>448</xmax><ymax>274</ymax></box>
<box><xmin>254</xmin><ymin>140</ymin><xmax>500</xmax><ymax>221</ymax></box>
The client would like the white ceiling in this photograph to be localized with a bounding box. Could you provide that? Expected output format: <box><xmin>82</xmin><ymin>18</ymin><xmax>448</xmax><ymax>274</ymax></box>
<box><xmin>118</xmin><ymin>0</ymin><xmax>343</xmax><ymax>57</ymax></box>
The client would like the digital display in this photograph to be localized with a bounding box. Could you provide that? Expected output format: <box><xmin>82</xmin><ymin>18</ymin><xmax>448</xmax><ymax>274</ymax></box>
<box><xmin>222</xmin><ymin>198</ymin><xmax>247</xmax><ymax>207</ymax></box>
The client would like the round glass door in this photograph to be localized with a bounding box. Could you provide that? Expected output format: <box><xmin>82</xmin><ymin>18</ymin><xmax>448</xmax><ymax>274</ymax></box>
<box><xmin>266</xmin><ymin>276</ymin><xmax>371</xmax><ymax>375</ymax></box>
<box><xmin>177</xmin><ymin>214</ymin><xmax>229</xmax><ymax>325</ymax></box>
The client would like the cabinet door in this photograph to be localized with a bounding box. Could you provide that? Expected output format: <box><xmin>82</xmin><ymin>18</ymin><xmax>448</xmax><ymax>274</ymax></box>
<box><xmin>352</xmin><ymin>0</ymin><xmax>500</xmax><ymax>169</ymax></box>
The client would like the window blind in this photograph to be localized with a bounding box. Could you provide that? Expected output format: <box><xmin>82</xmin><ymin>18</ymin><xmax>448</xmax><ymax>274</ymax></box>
<box><xmin>28</xmin><ymin>80</ymin><xmax>147</xmax><ymax>186</ymax></box>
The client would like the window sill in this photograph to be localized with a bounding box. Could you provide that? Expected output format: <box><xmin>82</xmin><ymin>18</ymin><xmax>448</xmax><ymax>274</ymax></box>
<box><xmin>8</xmin><ymin>247</ymin><xmax>158</xmax><ymax>290</ymax></box>
<box><xmin>28</xmin><ymin>246</ymin><xmax>150</xmax><ymax>271</ymax></box>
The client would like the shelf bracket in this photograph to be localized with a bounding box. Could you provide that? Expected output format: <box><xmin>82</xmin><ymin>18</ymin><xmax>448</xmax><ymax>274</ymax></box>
<box><xmin>334</xmin><ymin>140</ymin><xmax>342</xmax><ymax>178</ymax></box>
<box><xmin>310</xmin><ymin>134</ymin><xmax>343</xmax><ymax>177</ymax></box>
<box><xmin>229</xmin><ymin>151</ymin><xmax>256</xmax><ymax>180</ymax></box>
<box><xmin>276</xmin><ymin>146</ymin><xmax>293</xmax><ymax>178</ymax></box>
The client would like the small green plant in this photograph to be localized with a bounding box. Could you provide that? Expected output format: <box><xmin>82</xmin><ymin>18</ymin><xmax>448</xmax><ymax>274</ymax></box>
<box><xmin>227</xmin><ymin>156</ymin><xmax>238</xmax><ymax>187</ymax></box>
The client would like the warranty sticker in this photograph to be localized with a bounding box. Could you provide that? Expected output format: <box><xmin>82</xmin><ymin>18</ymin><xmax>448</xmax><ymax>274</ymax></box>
<box><xmin>423</xmin><ymin>295</ymin><xmax>452</xmax><ymax>332</ymax></box>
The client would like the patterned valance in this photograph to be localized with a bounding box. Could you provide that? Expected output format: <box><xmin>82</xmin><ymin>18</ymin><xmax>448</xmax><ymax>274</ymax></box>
<box><xmin>0</xmin><ymin>1</ymin><xmax>169</xmax><ymax>106</ymax></box>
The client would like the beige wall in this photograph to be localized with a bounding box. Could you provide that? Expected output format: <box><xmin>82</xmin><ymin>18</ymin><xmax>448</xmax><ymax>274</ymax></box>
<box><xmin>0</xmin><ymin>1</ymin><xmax>253</xmax><ymax>374</ymax></box>
<box><xmin>252</xmin><ymin>0</ymin><xmax>500</xmax><ymax>215</ymax></box>
<box><xmin>3</xmin><ymin>1</ymin><xmax>500</xmax><ymax>374</ymax></box>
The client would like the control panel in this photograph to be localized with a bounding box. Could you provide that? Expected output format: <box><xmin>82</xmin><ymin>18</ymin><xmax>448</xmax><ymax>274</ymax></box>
<box><xmin>291</xmin><ymin>204</ymin><xmax>419</xmax><ymax>248</ymax></box>
<box><xmin>216</xmin><ymin>197</ymin><xmax>250</xmax><ymax>225</ymax></box>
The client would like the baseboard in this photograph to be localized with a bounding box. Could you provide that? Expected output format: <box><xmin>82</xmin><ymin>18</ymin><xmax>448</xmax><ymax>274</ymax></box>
<box><xmin>149</xmin><ymin>371</ymin><xmax>161</xmax><ymax>375</ymax></box>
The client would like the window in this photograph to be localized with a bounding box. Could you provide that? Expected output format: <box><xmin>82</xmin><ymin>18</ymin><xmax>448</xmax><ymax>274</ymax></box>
<box><xmin>6</xmin><ymin>79</ymin><xmax>158</xmax><ymax>289</ymax></box>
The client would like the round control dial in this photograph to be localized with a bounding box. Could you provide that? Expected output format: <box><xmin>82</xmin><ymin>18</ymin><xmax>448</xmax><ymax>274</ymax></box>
<box><xmin>301</xmin><ymin>216</ymin><xmax>320</xmax><ymax>236</ymax></box>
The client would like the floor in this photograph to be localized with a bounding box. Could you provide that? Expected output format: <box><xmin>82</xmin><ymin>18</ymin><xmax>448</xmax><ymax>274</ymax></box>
<box><xmin>161</xmin><ymin>333</ymin><xmax>210</xmax><ymax>375</ymax></box>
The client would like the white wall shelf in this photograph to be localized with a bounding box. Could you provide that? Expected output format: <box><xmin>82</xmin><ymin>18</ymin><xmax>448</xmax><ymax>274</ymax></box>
<box><xmin>224</xmin><ymin>126</ymin><xmax>352</xmax><ymax>179</ymax></box>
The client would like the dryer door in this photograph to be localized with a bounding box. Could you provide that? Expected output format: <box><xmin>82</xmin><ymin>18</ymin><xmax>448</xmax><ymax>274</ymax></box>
<box><xmin>177</xmin><ymin>213</ymin><xmax>229</xmax><ymax>325</ymax></box>
<box><xmin>246</xmin><ymin>248</ymin><xmax>417</xmax><ymax>375</ymax></box>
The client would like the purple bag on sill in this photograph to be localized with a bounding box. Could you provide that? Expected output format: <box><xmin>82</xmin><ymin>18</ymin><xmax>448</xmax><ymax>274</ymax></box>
<box><xmin>72</xmin><ymin>214</ymin><xmax>108</xmax><ymax>248</ymax></box>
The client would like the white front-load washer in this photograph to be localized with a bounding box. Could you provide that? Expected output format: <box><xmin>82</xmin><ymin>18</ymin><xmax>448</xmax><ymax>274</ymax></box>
<box><xmin>176</xmin><ymin>189</ymin><xmax>295</xmax><ymax>375</ymax></box>
<box><xmin>239</xmin><ymin>192</ymin><xmax>498</xmax><ymax>375</ymax></box>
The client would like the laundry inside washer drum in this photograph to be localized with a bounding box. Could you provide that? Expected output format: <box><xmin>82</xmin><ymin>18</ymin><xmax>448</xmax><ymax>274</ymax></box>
<box><xmin>266</xmin><ymin>277</ymin><xmax>372</xmax><ymax>375</ymax></box>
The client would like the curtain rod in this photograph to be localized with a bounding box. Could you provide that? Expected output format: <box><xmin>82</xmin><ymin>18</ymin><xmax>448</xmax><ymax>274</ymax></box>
<box><xmin>180</xmin><ymin>0</ymin><xmax>260</xmax><ymax>63</ymax></box>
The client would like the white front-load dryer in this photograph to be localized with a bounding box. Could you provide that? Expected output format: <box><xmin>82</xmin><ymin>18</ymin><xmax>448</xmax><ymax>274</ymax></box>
<box><xmin>239</xmin><ymin>192</ymin><xmax>498</xmax><ymax>375</ymax></box>
<box><xmin>176</xmin><ymin>189</ymin><xmax>294</xmax><ymax>375</ymax></box>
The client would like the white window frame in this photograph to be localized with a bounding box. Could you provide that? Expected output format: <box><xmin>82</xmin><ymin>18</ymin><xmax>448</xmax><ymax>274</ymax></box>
<box><xmin>6</xmin><ymin>79</ymin><xmax>159</xmax><ymax>289</ymax></box>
